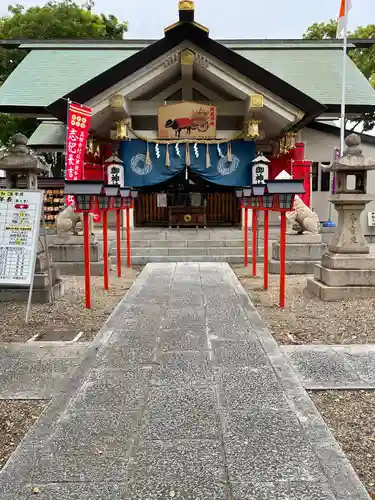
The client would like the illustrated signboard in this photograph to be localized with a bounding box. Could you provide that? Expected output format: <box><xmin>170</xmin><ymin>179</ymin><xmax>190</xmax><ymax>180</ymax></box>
<box><xmin>0</xmin><ymin>189</ymin><xmax>43</xmax><ymax>286</ymax></box>
<box><xmin>158</xmin><ymin>101</ymin><xmax>216</xmax><ymax>139</ymax></box>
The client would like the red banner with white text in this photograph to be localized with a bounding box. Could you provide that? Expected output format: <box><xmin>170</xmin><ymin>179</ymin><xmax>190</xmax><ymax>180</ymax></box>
<box><xmin>65</xmin><ymin>102</ymin><xmax>92</xmax><ymax>206</ymax></box>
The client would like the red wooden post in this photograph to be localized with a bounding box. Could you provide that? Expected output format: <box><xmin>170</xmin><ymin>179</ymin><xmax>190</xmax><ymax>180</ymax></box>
<box><xmin>263</xmin><ymin>209</ymin><xmax>269</xmax><ymax>290</ymax></box>
<box><xmin>102</xmin><ymin>210</ymin><xmax>109</xmax><ymax>290</ymax></box>
<box><xmin>126</xmin><ymin>205</ymin><xmax>131</xmax><ymax>268</ymax></box>
<box><xmin>83</xmin><ymin>212</ymin><xmax>92</xmax><ymax>309</ymax></box>
<box><xmin>279</xmin><ymin>212</ymin><xmax>287</xmax><ymax>308</ymax></box>
<box><xmin>244</xmin><ymin>206</ymin><xmax>248</xmax><ymax>267</ymax></box>
<box><xmin>252</xmin><ymin>209</ymin><xmax>257</xmax><ymax>277</ymax></box>
<box><xmin>116</xmin><ymin>209</ymin><xmax>122</xmax><ymax>277</ymax></box>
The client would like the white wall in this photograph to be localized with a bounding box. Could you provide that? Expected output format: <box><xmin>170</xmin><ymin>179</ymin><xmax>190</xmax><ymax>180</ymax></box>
<box><xmin>302</xmin><ymin>127</ymin><xmax>375</xmax><ymax>237</ymax></box>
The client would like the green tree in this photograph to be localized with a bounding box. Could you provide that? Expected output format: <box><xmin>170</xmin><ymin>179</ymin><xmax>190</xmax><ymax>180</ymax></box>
<box><xmin>304</xmin><ymin>21</ymin><xmax>375</xmax><ymax>131</ymax></box>
<box><xmin>0</xmin><ymin>0</ymin><xmax>128</xmax><ymax>145</ymax></box>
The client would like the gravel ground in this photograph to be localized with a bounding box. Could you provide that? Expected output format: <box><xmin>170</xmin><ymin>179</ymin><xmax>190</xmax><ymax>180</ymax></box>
<box><xmin>0</xmin><ymin>268</ymin><xmax>140</xmax><ymax>343</ymax></box>
<box><xmin>311</xmin><ymin>390</ymin><xmax>375</xmax><ymax>498</ymax></box>
<box><xmin>0</xmin><ymin>400</ymin><xmax>47</xmax><ymax>470</ymax></box>
<box><xmin>234</xmin><ymin>266</ymin><xmax>375</xmax><ymax>345</ymax></box>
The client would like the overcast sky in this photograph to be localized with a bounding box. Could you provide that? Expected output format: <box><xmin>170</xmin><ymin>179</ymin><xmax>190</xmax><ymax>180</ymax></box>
<box><xmin>0</xmin><ymin>0</ymin><xmax>374</xmax><ymax>38</ymax></box>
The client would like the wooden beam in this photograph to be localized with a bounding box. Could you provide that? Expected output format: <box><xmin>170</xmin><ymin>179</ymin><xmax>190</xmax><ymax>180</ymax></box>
<box><xmin>150</xmin><ymin>80</ymin><xmax>182</xmax><ymax>101</ymax></box>
<box><xmin>128</xmin><ymin>101</ymin><xmax>244</xmax><ymax>116</ymax></box>
<box><xmin>192</xmin><ymin>81</ymin><xmax>224</xmax><ymax>101</ymax></box>
<box><xmin>181</xmin><ymin>49</ymin><xmax>194</xmax><ymax>101</ymax></box>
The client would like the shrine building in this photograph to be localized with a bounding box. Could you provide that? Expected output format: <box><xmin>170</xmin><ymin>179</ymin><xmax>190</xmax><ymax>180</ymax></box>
<box><xmin>1</xmin><ymin>0</ymin><xmax>375</xmax><ymax>230</ymax></box>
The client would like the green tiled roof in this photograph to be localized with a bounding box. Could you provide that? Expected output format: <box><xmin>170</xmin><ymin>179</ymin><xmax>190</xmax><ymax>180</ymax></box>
<box><xmin>0</xmin><ymin>49</ymin><xmax>137</xmax><ymax>107</ymax></box>
<box><xmin>0</xmin><ymin>42</ymin><xmax>374</xmax><ymax>109</ymax></box>
<box><xmin>28</xmin><ymin>120</ymin><xmax>65</xmax><ymax>147</ymax></box>
<box><xmin>236</xmin><ymin>48</ymin><xmax>375</xmax><ymax>106</ymax></box>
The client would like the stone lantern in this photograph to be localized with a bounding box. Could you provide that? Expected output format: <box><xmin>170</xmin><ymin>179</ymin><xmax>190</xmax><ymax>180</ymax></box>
<box><xmin>0</xmin><ymin>133</ymin><xmax>49</xmax><ymax>189</ymax></box>
<box><xmin>307</xmin><ymin>133</ymin><xmax>375</xmax><ymax>300</ymax></box>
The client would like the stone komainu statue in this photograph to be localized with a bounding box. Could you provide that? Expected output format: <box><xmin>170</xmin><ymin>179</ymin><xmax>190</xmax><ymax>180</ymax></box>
<box><xmin>286</xmin><ymin>196</ymin><xmax>320</xmax><ymax>235</ymax></box>
<box><xmin>56</xmin><ymin>201</ymin><xmax>94</xmax><ymax>236</ymax></box>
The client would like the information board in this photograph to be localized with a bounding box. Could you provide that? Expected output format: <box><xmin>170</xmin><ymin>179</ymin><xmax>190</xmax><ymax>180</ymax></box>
<box><xmin>0</xmin><ymin>189</ymin><xmax>43</xmax><ymax>286</ymax></box>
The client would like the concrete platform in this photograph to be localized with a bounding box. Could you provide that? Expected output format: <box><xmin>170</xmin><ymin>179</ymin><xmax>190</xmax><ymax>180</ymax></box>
<box><xmin>0</xmin><ymin>264</ymin><xmax>370</xmax><ymax>499</ymax></box>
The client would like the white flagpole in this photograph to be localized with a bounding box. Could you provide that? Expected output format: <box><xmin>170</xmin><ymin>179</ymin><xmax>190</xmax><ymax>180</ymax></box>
<box><xmin>339</xmin><ymin>0</ymin><xmax>349</xmax><ymax>155</ymax></box>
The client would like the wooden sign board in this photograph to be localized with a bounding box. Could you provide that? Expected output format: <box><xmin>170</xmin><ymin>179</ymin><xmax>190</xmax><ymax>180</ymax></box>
<box><xmin>158</xmin><ymin>101</ymin><xmax>216</xmax><ymax>139</ymax></box>
<box><xmin>0</xmin><ymin>189</ymin><xmax>43</xmax><ymax>286</ymax></box>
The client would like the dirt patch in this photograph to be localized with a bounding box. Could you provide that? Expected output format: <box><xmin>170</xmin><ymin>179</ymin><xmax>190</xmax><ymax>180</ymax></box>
<box><xmin>234</xmin><ymin>266</ymin><xmax>375</xmax><ymax>345</ymax></box>
<box><xmin>311</xmin><ymin>390</ymin><xmax>375</xmax><ymax>497</ymax></box>
<box><xmin>0</xmin><ymin>400</ymin><xmax>47</xmax><ymax>470</ymax></box>
<box><xmin>0</xmin><ymin>268</ymin><xmax>141</xmax><ymax>343</ymax></box>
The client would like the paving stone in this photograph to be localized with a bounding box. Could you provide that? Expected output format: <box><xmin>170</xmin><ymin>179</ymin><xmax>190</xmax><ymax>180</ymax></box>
<box><xmin>231</xmin><ymin>480</ymin><xmax>336</xmax><ymax>500</ymax></box>
<box><xmin>152</xmin><ymin>351</ymin><xmax>214</xmax><ymax>386</ymax></box>
<box><xmin>128</xmin><ymin>440</ymin><xmax>226</xmax><ymax>485</ymax></box>
<box><xmin>286</xmin><ymin>348</ymin><xmax>361</xmax><ymax>389</ymax></box>
<box><xmin>211</xmin><ymin>339</ymin><xmax>270</xmax><ymax>368</ymax></box>
<box><xmin>72</xmin><ymin>368</ymin><xmax>151</xmax><ymax>410</ymax></box>
<box><xmin>124</xmin><ymin>479</ymin><xmax>228</xmax><ymax>499</ymax></box>
<box><xmin>99</xmin><ymin>346</ymin><xmax>156</xmax><ymax>367</ymax></box>
<box><xmin>140</xmin><ymin>385</ymin><xmax>220</xmax><ymax>440</ymax></box>
<box><xmin>0</xmin><ymin>371</ymin><xmax>69</xmax><ymax>399</ymax></box>
<box><xmin>343</xmin><ymin>348</ymin><xmax>375</xmax><ymax>384</ymax></box>
<box><xmin>45</xmin><ymin>410</ymin><xmax>138</xmax><ymax>453</ymax></box>
<box><xmin>217</xmin><ymin>366</ymin><xmax>290</xmax><ymax>410</ymax></box>
<box><xmin>0</xmin><ymin>483</ymin><xmax>130</xmax><ymax>500</ymax></box>
<box><xmin>159</xmin><ymin>328</ymin><xmax>207</xmax><ymax>351</ymax></box>
<box><xmin>161</xmin><ymin>307</ymin><xmax>206</xmax><ymax>330</ymax></box>
<box><xmin>32</xmin><ymin>448</ymin><xmax>129</xmax><ymax>482</ymax></box>
<box><xmin>222</xmin><ymin>409</ymin><xmax>323</xmax><ymax>482</ymax></box>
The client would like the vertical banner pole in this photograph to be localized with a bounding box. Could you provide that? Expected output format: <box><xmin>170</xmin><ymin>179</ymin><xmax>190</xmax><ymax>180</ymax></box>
<box><xmin>83</xmin><ymin>213</ymin><xmax>92</xmax><ymax>309</ymax></box>
<box><xmin>126</xmin><ymin>206</ymin><xmax>131</xmax><ymax>268</ymax></box>
<box><xmin>252</xmin><ymin>208</ymin><xmax>257</xmax><ymax>277</ymax></box>
<box><xmin>279</xmin><ymin>212</ymin><xmax>287</xmax><ymax>309</ymax></box>
<box><xmin>263</xmin><ymin>209</ymin><xmax>269</xmax><ymax>290</ymax></box>
<box><xmin>244</xmin><ymin>206</ymin><xmax>248</xmax><ymax>267</ymax></box>
<box><xmin>102</xmin><ymin>210</ymin><xmax>109</xmax><ymax>290</ymax></box>
<box><xmin>116</xmin><ymin>209</ymin><xmax>122</xmax><ymax>277</ymax></box>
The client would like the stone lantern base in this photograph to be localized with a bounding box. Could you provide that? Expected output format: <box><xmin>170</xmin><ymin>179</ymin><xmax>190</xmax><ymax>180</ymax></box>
<box><xmin>306</xmin><ymin>252</ymin><xmax>375</xmax><ymax>300</ymax></box>
<box><xmin>47</xmin><ymin>234</ymin><xmax>111</xmax><ymax>276</ymax></box>
<box><xmin>269</xmin><ymin>234</ymin><xmax>327</xmax><ymax>274</ymax></box>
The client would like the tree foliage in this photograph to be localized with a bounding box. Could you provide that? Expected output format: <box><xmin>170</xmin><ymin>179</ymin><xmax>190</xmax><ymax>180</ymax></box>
<box><xmin>0</xmin><ymin>0</ymin><xmax>128</xmax><ymax>145</ymax></box>
<box><xmin>304</xmin><ymin>21</ymin><xmax>375</xmax><ymax>131</ymax></box>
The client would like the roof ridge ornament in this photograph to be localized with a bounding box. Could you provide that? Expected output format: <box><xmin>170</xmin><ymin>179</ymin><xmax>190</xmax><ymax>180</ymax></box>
<box><xmin>178</xmin><ymin>0</ymin><xmax>195</xmax><ymax>22</ymax></box>
<box><xmin>179</xmin><ymin>0</ymin><xmax>195</xmax><ymax>10</ymax></box>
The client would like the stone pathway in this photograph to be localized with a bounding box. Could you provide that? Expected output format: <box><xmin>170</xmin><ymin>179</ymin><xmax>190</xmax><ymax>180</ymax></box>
<box><xmin>283</xmin><ymin>345</ymin><xmax>375</xmax><ymax>390</ymax></box>
<box><xmin>0</xmin><ymin>343</ymin><xmax>88</xmax><ymax>399</ymax></box>
<box><xmin>0</xmin><ymin>264</ymin><xmax>370</xmax><ymax>499</ymax></box>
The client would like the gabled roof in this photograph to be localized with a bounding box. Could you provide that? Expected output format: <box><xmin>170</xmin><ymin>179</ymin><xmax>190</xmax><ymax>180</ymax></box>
<box><xmin>0</xmin><ymin>23</ymin><xmax>325</xmax><ymax>122</ymax></box>
<box><xmin>1</xmin><ymin>27</ymin><xmax>374</xmax><ymax>120</ymax></box>
<box><xmin>46</xmin><ymin>23</ymin><xmax>324</xmax><ymax>122</ymax></box>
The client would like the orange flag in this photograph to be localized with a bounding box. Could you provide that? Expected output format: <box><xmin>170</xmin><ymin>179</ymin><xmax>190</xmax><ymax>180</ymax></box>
<box><xmin>337</xmin><ymin>0</ymin><xmax>352</xmax><ymax>38</ymax></box>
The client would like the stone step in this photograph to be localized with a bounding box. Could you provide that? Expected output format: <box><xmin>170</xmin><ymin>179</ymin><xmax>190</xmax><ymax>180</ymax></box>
<box><xmin>129</xmin><ymin>255</ymin><xmax>246</xmax><ymax>265</ymax></box>
<box><xmin>110</xmin><ymin>247</ymin><xmax>265</xmax><ymax>258</ymax></box>
<box><xmin>33</xmin><ymin>265</ymin><xmax>60</xmax><ymax>288</ymax></box>
<box><xmin>109</xmin><ymin>239</ymin><xmax>250</xmax><ymax>249</ymax></box>
<box><xmin>0</xmin><ymin>279</ymin><xmax>65</xmax><ymax>303</ymax></box>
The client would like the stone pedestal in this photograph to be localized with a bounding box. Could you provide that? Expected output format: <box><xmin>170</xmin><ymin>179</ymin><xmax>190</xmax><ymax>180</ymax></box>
<box><xmin>306</xmin><ymin>132</ymin><xmax>375</xmax><ymax>301</ymax></box>
<box><xmin>307</xmin><ymin>194</ymin><xmax>375</xmax><ymax>300</ymax></box>
<box><xmin>269</xmin><ymin>234</ymin><xmax>327</xmax><ymax>274</ymax></box>
<box><xmin>307</xmin><ymin>252</ymin><xmax>375</xmax><ymax>300</ymax></box>
<box><xmin>0</xmin><ymin>241</ymin><xmax>64</xmax><ymax>303</ymax></box>
<box><xmin>48</xmin><ymin>235</ymin><xmax>111</xmax><ymax>276</ymax></box>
